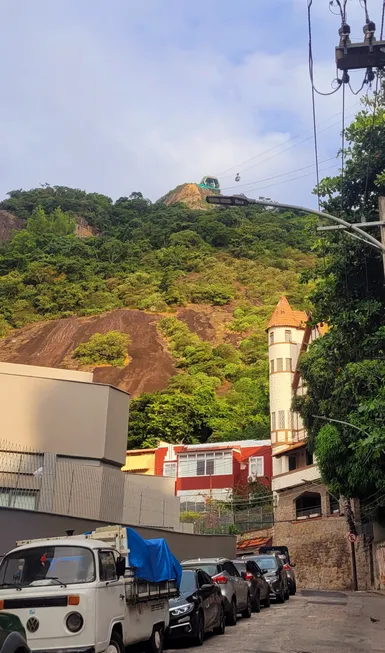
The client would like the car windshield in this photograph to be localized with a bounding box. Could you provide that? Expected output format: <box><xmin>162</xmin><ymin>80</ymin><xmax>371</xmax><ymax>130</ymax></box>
<box><xmin>184</xmin><ymin>564</ymin><xmax>218</xmax><ymax>577</ymax></box>
<box><xmin>0</xmin><ymin>546</ymin><xmax>95</xmax><ymax>588</ymax></box>
<box><xmin>179</xmin><ymin>570</ymin><xmax>197</xmax><ymax>594</ymax></box>
<box><xmin>254</xmin><ymin>556</ymin><xmax>277</xmax><ymax>570</ymax></box>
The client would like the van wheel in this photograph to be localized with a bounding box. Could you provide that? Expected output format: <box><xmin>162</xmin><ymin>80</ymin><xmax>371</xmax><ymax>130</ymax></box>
<box><xmin>107</xmin><ymin>632</ymin><xmax>125</xmax><ymax>653</ymax></box>
<box><xmin>144</xmin><ymin>625</ymin><xmax>164</xmax><ymax>653</ymax></box>
<box><xmin>227</xmin><ymin>597</ymin><xmax>237</xmax><ymax>626</ymax></box>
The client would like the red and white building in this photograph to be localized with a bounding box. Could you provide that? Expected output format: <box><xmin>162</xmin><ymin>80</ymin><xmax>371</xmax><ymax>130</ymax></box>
<box><xmin>140</xmin><ymin>440</ymin><xmax>273</xmax><ymax>507</ymax></box>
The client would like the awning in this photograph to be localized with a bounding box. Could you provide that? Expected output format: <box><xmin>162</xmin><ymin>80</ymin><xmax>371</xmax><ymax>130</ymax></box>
<box><xmin>236</xmin><ymin>536</ymin><xmax>272</xmax><ymax>552</ymax></box>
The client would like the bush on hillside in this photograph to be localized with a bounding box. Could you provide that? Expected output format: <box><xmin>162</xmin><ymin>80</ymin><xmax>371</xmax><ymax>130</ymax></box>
<box><xmin>72</xmin><ymin>331</ymin><xmax>130</xmax><ymax>367</ymax></box>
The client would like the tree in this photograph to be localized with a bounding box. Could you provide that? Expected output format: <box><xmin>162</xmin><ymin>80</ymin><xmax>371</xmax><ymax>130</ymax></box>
<box><xmin>72</xmin><ymin>331</ymin><xmax>131</xmax><ymax>367</ymax></box>
<box><xmin>294</xmin><ymin>86</ymin><xmax>385</xmax><ymax>519</ymax></box>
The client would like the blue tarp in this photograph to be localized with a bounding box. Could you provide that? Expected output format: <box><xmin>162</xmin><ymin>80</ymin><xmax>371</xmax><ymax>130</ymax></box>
<box><xmin>127</xmin><ymin>528</ymin><xmax>182</xmax><ymax>587</ymax></box>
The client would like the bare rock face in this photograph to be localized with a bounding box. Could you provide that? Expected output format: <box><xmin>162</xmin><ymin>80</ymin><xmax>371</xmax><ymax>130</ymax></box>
<box><xmin>158</xmin><ymin>183</ymin><xmax>215</xmax><ymax>210</ymax></box>
<box><xmin>74</xmin><ymin>216</ymin><xmax>99</xmax><ymax>238</ymax></box>
<box><xmin>0</xmin><ymin>210</ymin><xmax>25</xmax><ymax>241</ymax></box>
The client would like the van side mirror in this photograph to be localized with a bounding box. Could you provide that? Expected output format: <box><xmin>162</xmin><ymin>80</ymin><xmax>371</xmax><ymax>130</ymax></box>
<box><xmin>116</xmin><ymin>557</ymin><xmax>126</xmax><ymax>578</ymax></box>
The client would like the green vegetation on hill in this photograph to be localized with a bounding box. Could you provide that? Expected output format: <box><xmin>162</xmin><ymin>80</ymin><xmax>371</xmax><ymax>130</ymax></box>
<box><xmin>0</xmin><ymin>184</ymin><xmax>316</xmax><ymax>446</ymax></box>
<box><xmin>72</xmin><ymin>331</ymin><xmax>131</xmax><ymax>367</ymax></box>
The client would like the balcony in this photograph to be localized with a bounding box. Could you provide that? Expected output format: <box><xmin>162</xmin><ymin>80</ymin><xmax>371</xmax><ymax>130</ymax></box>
<box><xmin>272</xmin><ymin>464</ymin><xmax>320</xmax><ymax>492</ymax></box>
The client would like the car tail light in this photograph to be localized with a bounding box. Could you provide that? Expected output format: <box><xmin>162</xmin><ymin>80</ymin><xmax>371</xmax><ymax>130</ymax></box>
<box><xmin>213</xmin><ymin>574</ymin><xmax>228</xmax><ymax>584</ymax></box>
<box><xmin>245</xmin><ymin>572</ymin><xmax>253</xmax><ymax>581</ymax></box>
<box><xmin>283</xmin><ymin>564</ymin><xmax>291</xmax><ymax>570</ymax></box>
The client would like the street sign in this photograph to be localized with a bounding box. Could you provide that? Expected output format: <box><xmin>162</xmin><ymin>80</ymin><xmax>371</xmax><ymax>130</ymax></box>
<box><xmin>348</xmin><ymin>532</ymin><xmax>357</xmax><ymax>543</ymax></box>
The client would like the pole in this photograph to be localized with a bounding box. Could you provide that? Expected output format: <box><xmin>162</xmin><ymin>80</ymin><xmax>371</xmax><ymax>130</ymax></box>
<box><xmin>378</xmin><ymin>197</ymin><xmax>385</xmax><ymax>280</ymax></box>
<box><xmin>350</xmin><ymin>540</ymin><xmax>358</xmax><ymax>591</ymax></box>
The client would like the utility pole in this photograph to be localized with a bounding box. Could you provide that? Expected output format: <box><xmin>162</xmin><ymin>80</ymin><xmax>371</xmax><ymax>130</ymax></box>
<box><xmin>378</xmin><ymin>197</ymin><xmax>385</xmax><ymax>280</ymax></box>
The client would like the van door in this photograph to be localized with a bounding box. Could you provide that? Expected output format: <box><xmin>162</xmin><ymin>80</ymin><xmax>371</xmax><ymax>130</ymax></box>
<box><xmin>95</xmin><ymin>549</ymin><xmax>125</xmax><ymax>651</ymax></box>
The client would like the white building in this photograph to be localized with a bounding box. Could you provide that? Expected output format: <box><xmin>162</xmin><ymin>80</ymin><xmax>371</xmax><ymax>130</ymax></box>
<box><xmin>267</xmin><ymin>296</ymin><xmax>333</xmax><ymax>520</ymax></box>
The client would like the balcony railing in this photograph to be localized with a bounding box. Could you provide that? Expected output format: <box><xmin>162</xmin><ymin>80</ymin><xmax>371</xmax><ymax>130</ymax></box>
<box><xmin>296</xmin><ymin>505</ymin><xmax>322</xmax><ymax>520</ymax></box>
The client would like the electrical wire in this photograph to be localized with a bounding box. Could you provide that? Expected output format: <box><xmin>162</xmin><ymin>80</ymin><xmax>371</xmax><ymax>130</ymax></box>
<box><xmin>341</xmin><ymin>78</ymin><xmax>346</xmax><ymax>214</ymax></box>
<box><xmin>241</xmin><ymin>163</ymin><xmax>338</xmax><ymax>195</ymax></box>
<box><xmin>308</xmin><ymin>0</ymin><xmax>343</xmax><ymax>97</ymax></box>
<box><xmin>220</xmin><ymin>156</ymin><xmax>336</xmax><ymax>192</ymax></box>
<box><xmin>360</xmin><ymin>0</ymin><xmax>371</xmax><ymax>24</ymax></box>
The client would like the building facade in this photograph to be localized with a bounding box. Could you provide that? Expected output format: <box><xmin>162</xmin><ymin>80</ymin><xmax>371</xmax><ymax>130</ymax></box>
<box><xmin>268</xmin><ymin>297</ymin><xmax>372</xmax><ymax>591</ymax></box>
<box><xmin>125</xmin><ymin>440</ymin><xmax>272</xmax><ymax>507</ymax></box>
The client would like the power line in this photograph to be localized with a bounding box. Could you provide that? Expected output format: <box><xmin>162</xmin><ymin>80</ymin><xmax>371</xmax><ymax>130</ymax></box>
<box><xmin>243</xmin><ymin>163</ymin><xmax>338</xmax><ymax>195</ymax></box>
<box><xmin>308</xmin><ymin>0</ymin><xmax>343</xmax><ymax>97</ymax></box>
<box><xmin>341</xmin><ymin>77</ymin><xmax>346</xmax><ymax>214</ymax></box>
<box><xmin>220</xmin><ymin>157</ymin><xmax>336</xmax><ymax>192</ymax></box>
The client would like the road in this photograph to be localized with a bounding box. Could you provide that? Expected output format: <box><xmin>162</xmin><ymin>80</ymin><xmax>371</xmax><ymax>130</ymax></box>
<box><xmin>166</xmin><ymin>590</ymin><xmax>385</xmax><ymax>653</ymax></box>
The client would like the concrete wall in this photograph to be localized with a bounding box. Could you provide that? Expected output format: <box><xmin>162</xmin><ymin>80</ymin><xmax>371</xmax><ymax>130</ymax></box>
<box><xmin>0</xmin><ymin>507</ymin><xmax>236</xmax><ymax>562</ymax></box>
<box><xmin>0</xmin><ymin>364</ymin><xmax>130</xmax><ymax>466</ymax></box>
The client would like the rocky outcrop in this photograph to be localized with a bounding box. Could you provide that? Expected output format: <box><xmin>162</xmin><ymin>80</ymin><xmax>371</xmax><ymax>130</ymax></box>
<box><xmin>0</xmin><ymin>210</ymin><xmax>25</xmax><ymax>241</ymax></box>
<box><xmin>158</xmin><ymin>183</ymin><xmax>215</xmax><ymax>210</ymax></box>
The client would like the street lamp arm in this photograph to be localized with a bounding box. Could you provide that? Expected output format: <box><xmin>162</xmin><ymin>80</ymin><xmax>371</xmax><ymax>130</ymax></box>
<box><xmin>240</xmin><ymin>198</ymin><xmax>385</xmax><ymax>255</ymax></box>
<box><xmin>312</xmin><ymin>415</ymin><xmax>372</xmax><ymax>438</ymax></box>
<box><xmin>206</xmin><ymin>195</ymin><xmax>385</xmax><ymax>254</ymax></box>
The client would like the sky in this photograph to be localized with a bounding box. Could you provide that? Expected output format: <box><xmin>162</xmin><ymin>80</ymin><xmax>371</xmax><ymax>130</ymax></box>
<box><xmin>0</xmin><ymin>0</ymin><xmax>380</xmax><ymax>207</ymax></box>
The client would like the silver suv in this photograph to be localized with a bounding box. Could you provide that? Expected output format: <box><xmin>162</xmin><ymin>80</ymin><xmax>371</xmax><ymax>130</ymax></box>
<box><xmin>181</xmin><ymin>558</ymin><xmax>251</xmax><ymax>625</ymax></box>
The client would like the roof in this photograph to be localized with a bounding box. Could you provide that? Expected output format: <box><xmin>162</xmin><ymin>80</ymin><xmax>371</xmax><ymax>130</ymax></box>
<box><xmin>273</xmin><ymin>441</ymin><xmax>307</xmax><ymax>457</ymax></box>
<box><xmin>10</xmin><ymin>537</ymin><xmax>103</xmax><ymax>554</ymax></box>
<box><xmin>267</xmin><ymin>296</ymin><xmax>308</xmax><ymax>330</ymax></box>
<box><xmin>236</xmin><ymin>536</ymin><xmax>272</xmax><ymax>551</ymax></box>
<box><xmin>179</xmin><ymin>440</ymin><xmax>271</xmax><ymax>451</ymax></box>
<box><xmin>181</xmin><ymin>558</ymin><xmax>228</xmax><ymax>565</ymax></box>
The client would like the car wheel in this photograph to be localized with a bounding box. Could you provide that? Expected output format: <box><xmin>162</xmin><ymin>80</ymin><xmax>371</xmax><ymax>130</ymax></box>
<box><xmin>290</xmin><ymin>583</ymin><xmax>297</xmax><ymax>596</ymax></box>
<box><xmin>193</xmin><ymin>612</ymin><xmax>205</xmax><ymax>647</ymax></box>
<box><xmin>227</xmin><ymin>597</ymin><xmax>237</xmax><ymax>626</ymax></box>
<box><xmin>144</xmin><ymin>626</ymin><xmax>164</xmax><ymax>653</ymax></box>
<box><xmin>214</xmin><ymin>605</ymin><xmax>226</xmax><ymax>635</ymax></box>
<box><xmin>252</xmin><ymin>592</ymin><xmax>261</xmax><ymax>613</ymax></box>
<box><xmin>263</xmin><ymin>593</ymin><xmax>271</xmax><ymax>608</ymax></box>
<box><xmin>242</xmin><ymin>593</ymin><xmax>252</xmax><ymax>619</ymax></box>
<box><xmin>106</xmin><ymin>632</ymin><xmax>125</xmax><ymax>653</ymax></box>
<box><xmin>284</xmin><ymin>587</ymin><xmax>290</xmax><ymax>601</ymax></box>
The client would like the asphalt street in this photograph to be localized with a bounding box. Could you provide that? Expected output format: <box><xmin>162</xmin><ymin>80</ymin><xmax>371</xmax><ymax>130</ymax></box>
<box><xmin>166</xmin><ymin>590</ymin><xmax>385</xmax><ymax>653</ymax></box>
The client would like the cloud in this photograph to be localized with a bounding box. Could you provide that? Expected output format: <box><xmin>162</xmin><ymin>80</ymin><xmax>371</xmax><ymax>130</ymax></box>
<box><xmin>0</xmin><ymin>0</ymin><xmax>369</xmax><ymax>208</ymax></box>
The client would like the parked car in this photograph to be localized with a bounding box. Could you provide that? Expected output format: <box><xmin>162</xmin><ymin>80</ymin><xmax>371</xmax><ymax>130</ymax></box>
<box><xmin>259</xmin><ymin>546</ymin><xmax>297</xmax><ymax>595</ymax></box>
<box><xmin>244</xmin><ymin>554</ymin><xmax>289</xmax><ymax>603</ymax></box>
<box><xmin>168</xmin><ymin>568</ymin><xmax>225</xmax><ymax>646</ymax></box>
<box><xmin>181</xmin><ymin>558</ymin><xmax>251</xmax><ymax>625</ymax></box>
<box><xmin>0</xmin><ymin>613</ymin><xmax>30</xmax><ymax>653</ymax></box>
<box><xmin>232</xmin><ymin>559</ymin><xmax>270</xmax><ymax>611</ymax></box>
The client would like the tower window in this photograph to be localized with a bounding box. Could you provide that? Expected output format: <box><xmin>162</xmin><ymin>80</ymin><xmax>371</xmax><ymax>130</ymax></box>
<box><xmin>270</xmin><ymin>360</ymin><xmax>274</xmax><ymax>373</ymax></box>
<box><xmin>278</xmin><ymin>410</ymin><xmax>285</xmax><ymax>429</ymax></box>
<box><xmin>285</xmin><ymin>330</ymin><xmax>292</xmax><ymax>342</ymax></box>
<box><xmin>285</xmin><ymin>358</ymin><xmax>292</xmax><ymax>371</ymax></box>
<box><xmin>269</xmin><ymin>332</ymin><xmax>274</xmax><ymax>345</ymax></box>
<box><xmin>277</xmin><ymin>358</ymin><xmax>283</xmax><ymax>371</ymax></box>
<box><xmin>271</xmin><ymin>412</ymin><xmax>276</xmax><ymax>430</ymax></box>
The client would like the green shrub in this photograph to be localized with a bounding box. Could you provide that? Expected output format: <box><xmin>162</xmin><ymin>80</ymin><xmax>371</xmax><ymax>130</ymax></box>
<box><xmin>72</xmin><ymin>331</ymin><xmax>131</xmax><ymax>367</ymax></box>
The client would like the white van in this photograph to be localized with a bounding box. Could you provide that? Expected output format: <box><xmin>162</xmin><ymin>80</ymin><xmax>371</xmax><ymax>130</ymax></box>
<box><xmin>0</xmin><ymin>527</ymin><xmax>180</xmax><ymax>653</ymax></box>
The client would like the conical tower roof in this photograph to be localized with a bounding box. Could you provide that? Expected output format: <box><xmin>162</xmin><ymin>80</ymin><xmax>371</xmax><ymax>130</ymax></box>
<box><xmin>267</xmin><ymin>296</ymin><xmax>307</xmax><ymax>330</ymax></box>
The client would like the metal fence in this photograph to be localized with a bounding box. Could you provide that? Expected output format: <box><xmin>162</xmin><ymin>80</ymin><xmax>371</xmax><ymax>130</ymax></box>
<box><xmin>180</xmin><ymin>496</ymin><xmax>274</xmax><ymax>535</ymax></box>
<box><xmin>0</xmin><ymin>440</ymin><xmax>180</xmax><ymax>530</ymax></box>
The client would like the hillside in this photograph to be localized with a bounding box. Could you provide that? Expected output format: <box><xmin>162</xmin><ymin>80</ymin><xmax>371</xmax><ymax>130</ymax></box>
<box><xmin>0</xmin><ymin>184</ymin><xmax>317</xmax><ymax>447</ymax></box>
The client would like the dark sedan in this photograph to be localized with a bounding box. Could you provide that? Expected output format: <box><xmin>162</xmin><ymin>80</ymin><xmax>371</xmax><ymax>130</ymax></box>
<box><xmin>233</xmin><ymin>559</ymin><xmax>270</xmax><ymax>612</ymax></box>
<box><xmin>250</xmin><ymin>554</ymin><xmax>289</xmax><ymax>603</ymax></box>
<box><xmin>168</xmin><ymin>568</ymin><xmax>226</xmax><ymax>646</ymax></box>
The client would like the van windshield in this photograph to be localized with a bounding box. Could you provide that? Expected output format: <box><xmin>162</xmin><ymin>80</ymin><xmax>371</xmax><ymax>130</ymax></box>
<box><xmin>0</xmin><ymin>546</ymin><xmax>95</xmax><ymax>588</ymax></box>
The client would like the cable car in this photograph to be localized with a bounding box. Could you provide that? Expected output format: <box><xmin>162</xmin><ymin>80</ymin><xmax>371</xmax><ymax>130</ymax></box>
<box><xmin>235</xmin><ymin>173</ymin><xmax>240</xmax><ymax>182</ymax></box>
<box><xmin>198</xmin><ymin>176</ymin><xmax>221</xmax><ymax>192</ymax></box>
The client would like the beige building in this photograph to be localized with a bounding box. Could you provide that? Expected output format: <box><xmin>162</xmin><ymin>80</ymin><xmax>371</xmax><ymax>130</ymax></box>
<box><xmin>0</xmin><ymin>362</ymin><xmax>183</xmax><ymax>531</ymax></box>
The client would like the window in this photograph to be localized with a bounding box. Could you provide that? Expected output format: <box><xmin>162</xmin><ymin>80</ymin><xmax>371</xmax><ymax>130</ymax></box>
<box><xmin>163</xmin><ymin>462</ymin><xmax>177</xmax><ymax>477</ymax></box>
<box><xmin>278</xmin><ymin>410</ymin><xmax>285</xmax><ymax>429</ymax></box>
<box><xmin>0</xmin><ymin>546</ymin><xmax>95</xmax><ymax>587</ymax></box>
<box><xmin>296</xmin><ymin>492</ymin><xmax>321</xmax><ymax>519</ymax></box>
<box><xmin>288</xmin><ymin>455</ymin><xmax>297</xmax><ymax>471</ymax></box>
<box><xmin>269</xmin><ymin>332</ymin><xmax>274</xmax><ymax>345</ymax></box>
<box><xmin>285</xmin><ymin>358</ymin><xmax>292</xmax><ymax>371</ymax></box>
<box><xmin>223</xmin><ymin>561</ymin><xmax>240</xmax><ymax>578</ymax></box>
<box><xmin>285</xmin><ymin>330</ymin><xmax>292</xmax><ymax>342</ymax></box>
<box><xmin>270</xmin><ymin>359</ymin><xmax>274</xmax><ymax>374</ymax></box>
<box><xmin>249</xmin><ymin>456</ymin><xmax>264</xmax><ymax>478</ymax></box>
<box><xmin>276</xmin><ymin>358</ymin><xmax>283</xmax><ymax>372</ymax></box>
<box><xmin>99</xmin><ymin>550</ymin><xmax>117</xmax><ymax>581</ymax></box>
<box><xmin>0</xmin><ymin>489</ymin><xmax>37</xmax><ymax>511</ymax></box>
<box><xmin>306</xmin><ymin>449</ymin><xmax>314</xmax><ymax>466</ymax></box>
<box><xmin>178</xmin><ymin>451</ymin><xmax>232</xmax><ymax>478</ymax></box>
<box><xmin>271</xmin><ymin>412</ymin><xmax>276</xmax><ymax>431</ymax></box>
